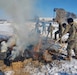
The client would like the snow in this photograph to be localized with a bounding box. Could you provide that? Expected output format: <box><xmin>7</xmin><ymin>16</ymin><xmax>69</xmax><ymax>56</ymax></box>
<box><xmin>1</xmin><ymin>20</ymin><xmax>77</xmax><ymax>75</ymax></box>
<box><xmin>0</xmin><ymin>21</ymin><xmax>14</xmax><ymax>36</ymax></box>
<box><xmin>24</xmin><ymin>21</ymin><xmax>77</xmax><ymax>75</ymax></box>
<box><xmin>4</xmin><ymin>71</ymin><xmax>14</xmax><ymax>75</ymax></box>
<box><xmin>18</xmin><ymin>58</ymin><xmax>77</xmax><ymax>75</ymax></box>
<box><xmin>39</xmin><ymin>17</ymin><xmax>53</xmax><ymax>22</ymax></box>
<box><xmin>74</xmin><ymin>19</ymin><xmax>77</xmax><ymax>23</ymax></box>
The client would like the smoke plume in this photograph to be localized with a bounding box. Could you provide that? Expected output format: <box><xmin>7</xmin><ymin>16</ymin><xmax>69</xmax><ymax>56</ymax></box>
<box><xmin>0</xmin><ymin>0</ymin><xmax>40</xmax><ymax>59</ymax></box>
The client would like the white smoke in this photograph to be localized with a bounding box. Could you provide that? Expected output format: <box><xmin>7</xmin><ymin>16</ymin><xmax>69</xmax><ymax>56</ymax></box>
<box><xmin>0</xmin><ymin>0</ymin><xmax>40</xmax><ymax>59</ymax></box>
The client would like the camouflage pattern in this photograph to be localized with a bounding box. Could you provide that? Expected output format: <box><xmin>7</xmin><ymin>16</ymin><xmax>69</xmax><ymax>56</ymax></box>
<box><xmin>50</xmin><ymin>25</ymin><xmax>54</xmax><ymax>38</ymax></box>
<box><xmin>66</xmin><ymin>22</ymin><xmax>77</xmax><ymax>58</ymax></box>
<box><xmin>62</xmin><ymin>24</ymin><xmax>71</xmax><ymax>36</ymax></box>
<box><xmin>47</xmin><ymin>24</ymin><xmax>55</xmax><ymax>39</ymax></box>
<box><xmin>59</xmin><ymin>23</ymin><xmax>66</xmax><ymax>43</ymax></box>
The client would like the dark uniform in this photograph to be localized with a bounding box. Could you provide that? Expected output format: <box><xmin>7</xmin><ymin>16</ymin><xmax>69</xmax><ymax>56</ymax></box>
<box><xmin>54</xmin><ymin>22</ymin><xmax>63</xmax><ymax>42</ymax></box>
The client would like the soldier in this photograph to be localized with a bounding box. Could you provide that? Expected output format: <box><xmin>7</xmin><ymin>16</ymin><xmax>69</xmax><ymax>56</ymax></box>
<box><xmin>54</xmin><ymin>21</ymin><xmax>63</xmax><ymax>41</ymax></box>
<box><xmin>62</xmin><ymin>23</ymin><xmax>67</xmax><ymax>30</ymax></box>
<box><xmin>47</xmin><ymin>23</ymin><xmax>54</xmax><ymax>39</ymax></box>
<box><xmin>53</xmin><ymin>8</ymin><xmax>67</xmax><ymax>43</ymax></box>
<box><xmin>62</xmin><ymin>23</ymin><xmax>71</xmax><ymax>36</ymax></box>
<box><xmin>59</xmin><ymin>23</ymin><xmax>70</xmax><ymax>44</ymax></box>
<box><xmin>35</xmin><ymin>21</ymin><xmax>40</xmax><ymax>33</ymax></box>
<box><xmin>63</xmin><ymin>18</ymin><xmax>77</xmax><ymax>60</ymax></box>
<box><xmin>41</xmin><ymin>21</ymin><xmax>46</xmax><ymax>34</ymax></box>
<box><xmin>59</xmin><ymin>23</ymin><xmax>67</xmax><ymax>43</ymax></box>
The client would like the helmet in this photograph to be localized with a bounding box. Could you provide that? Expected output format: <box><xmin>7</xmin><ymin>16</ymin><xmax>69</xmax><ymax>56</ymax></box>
<box><xmin>67</xmin><ymin>18</ymin><xmax>73</xmax><ymax>24</ymax></box>
<box><xmin>62</xmin><ymin>23</ymin><xmax>66</xmax><ymax>28</ymax></box>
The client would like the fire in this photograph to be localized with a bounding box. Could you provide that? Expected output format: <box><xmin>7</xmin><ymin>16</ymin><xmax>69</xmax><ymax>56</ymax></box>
<box><xmin>33</xmin><ymin>44</ymin><xmax>40</xmax><ymax>52</ymax></box>
<box><xmin>33</xmin><ymin>38</ymin><xmax>42</xmax><ymax>60</ymax></box>
<box><xmin>33</xmin><ymin>37</ymin><xmax>42</xmax><ymax>52</ymax></box>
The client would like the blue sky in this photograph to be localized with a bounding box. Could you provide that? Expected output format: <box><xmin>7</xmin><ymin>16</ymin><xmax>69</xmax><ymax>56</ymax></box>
<box><xmin>0</xmin><ymin>0</ymin><xmax>77</xmax><ymax>19</ymax></box>
<box><xmin>35</xmin><ymin>0</ymin><xmax>77</xmax><ymax>17</ymax></box>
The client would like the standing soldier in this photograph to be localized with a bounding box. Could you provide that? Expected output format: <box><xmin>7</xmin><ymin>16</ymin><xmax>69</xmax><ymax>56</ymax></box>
<box><xmin>47</xmin><ymin>23</ymin><xmax>54</xmax><ymax>39</ymax></box>
<box><xmin>54</xmin><ymin>21</ymin><xmax>63</xmax><ymax>41</ymax></box>
<box><xmin>60</xmin><ymin>22</ymin><xmax>71</xmax><ymax>43</ymax></box>
<box><xmin>53</xmin><ymin>8</ymin><xmax>67</xmax><ymax>43</ymax></box>
<box><xmin>41</xmin><ymin>21</ymin><xmax>46</xmax><ymax>34</ymax></box>
<box><xmin>35</xmin><ymin>21</ymin><xmax>40</xmax><ymax>33</ymax></box>
<box><xmin>59</xmin><ymin>23</ymin><xmax>67</xmax><ymax>43</ymax></box>
<box><xmin>63</xmin><ymin>18</ymin><xmax>77</xmax><ymax>61</ymax></box>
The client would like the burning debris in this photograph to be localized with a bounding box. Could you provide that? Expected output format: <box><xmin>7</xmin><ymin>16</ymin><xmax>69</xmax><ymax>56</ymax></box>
<box><xmin>0</xmin><ymin>0</ymin><xmax>77</xmax><ymax>74</ymax></box>
<box><xmin>0</xmin><ymin>0</ymin><xmax>63</xmax><ymax>66</ymax></box>
<box><xmin>0</xmin><ymin>20</ymin><xmax>76</xmax><ymax>75</ymax></box>
<box><xmin>0</xmin><ymin>35</ymin><xmax>62</xmax><ymax>67</ymax></box>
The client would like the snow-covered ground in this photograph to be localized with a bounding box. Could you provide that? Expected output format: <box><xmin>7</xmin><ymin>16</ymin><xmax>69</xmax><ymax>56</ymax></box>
<box><xmin>22</xmin><ymin>59</ymin><xmax>77</xmax><ymax>75</ymax></box>
<box><xmin>0</xmin><ymin>20</ymin><xmax>77</xmax><ymax>75</ymax></box>
<box><xmin>0</xmin><ymin>21</ymin><xmax>14</xmax><ymax>36</ymax></box>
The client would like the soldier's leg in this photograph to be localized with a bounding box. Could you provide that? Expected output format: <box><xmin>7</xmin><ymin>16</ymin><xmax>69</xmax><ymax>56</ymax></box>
<box><xmin>67</xmin><ymin>45</ymin><xmax>72</xmax><ymax>58</ymax></box>
<box><xmin>65</xmin><ymin>41</ymin><xmax>74</xmax><ymax>60</ymax></box>
<box><xmin>74</xmin><ymin>43</ymin><xmax>77</xmax><ymax>59</ymax></box>
<box><xmin>50</xmin><ymin>31</ymin><xmax>52</xmax><ymax>39</ymax></box>
<box><xmin>54</xmin><ymin>30</ymin><xmax>59</xmax><ymax>40</ymax></box>
<box><xmin>59</xmin><ymin>33</ymin><xmax>62</xmax><ymax>43</ymax></box>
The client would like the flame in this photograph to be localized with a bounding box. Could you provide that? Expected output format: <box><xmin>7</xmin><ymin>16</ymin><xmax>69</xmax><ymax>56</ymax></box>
<box><xmin>33</xmin><ymin>38</ymin><xmax>42</xmax><ymax>59</ymax></box>
<box><xmin>33</xmin><ymin>38</ymin><xmax>42</xmax><ymax>52</ymax></box>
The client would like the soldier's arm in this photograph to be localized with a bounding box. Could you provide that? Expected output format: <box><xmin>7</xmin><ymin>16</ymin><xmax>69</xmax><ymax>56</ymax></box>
<box><xmin>67</xmin><ymin>25</ymin><xmax>76</xmax><ymax>42</ymax></box>
<box><xmin>62</xmin><ymin>25</ymin><xmax>69</xmax><ymax>36</ymax></box>
<box><xmin>59</xmin><ymin>25</ymin><xmax>69</xmax><ymax>41</ymax></box>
